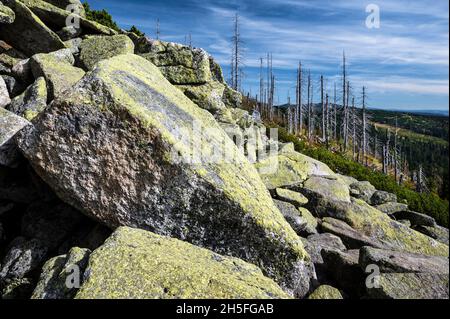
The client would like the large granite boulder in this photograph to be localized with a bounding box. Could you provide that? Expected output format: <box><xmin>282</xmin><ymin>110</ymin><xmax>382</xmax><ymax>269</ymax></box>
<box><xmin>30</xmin><ymin>50</ymin><xmax>84</xmax><ymax>100</ymax></box>
<box><xmin>20</xmin><ymin>0</ymin><xmax>116</xmax><ymax>36</ymax></box>
<box><xmin>392</xmin><ymin>210</ymin><xmax>437</xmax><ymax>227</ymax></box>
<box><xmin>79</xmin><ymin>35</ymin><xmax>135</xmax><ymax>70</ymax></box>
<box><xmin>137</xmin><ymin>39</ymin><xmax>211</xmax><ymax>85</ymax></box>
<box><xmin>16</xmin><ymin>54</ymin><xmax>311</xmax><ymax>296</ymax></box>
<box><xmin>349</xmin><ymin>181</ymin><xmax>376</xmax><ymax>203</ymax></box>
<box><xmin>44</xmin><ymin>0</ymin><xmax>85</xmax><ymax>18</ymax></box>
<box><xmin>359</xmin><ymin>246</ymin><xmax>449</xmax><ymax>274</ymax></box>
<box><xmin>415</xmin><ymin>225</ymin><xmax>449</xmax><ymax>245</ymax></box>
<box><xmin>255</xmin><ymin>151</ymin><xmax>335</xmax><ymax>190</ymax></box>
<box><xmin>75</xmin><ymin>227</ymin><xmax>291</xmax><ymax>299</ymax></box>
<box><xmin>366</xmin><ymin>273</ymin><xmax>448</xmax><ymax>299</ymax></box>
<box><xmin>0</xmin><ymin>0</ymin><xmax>66</xmax><ymax>56</ymax></box>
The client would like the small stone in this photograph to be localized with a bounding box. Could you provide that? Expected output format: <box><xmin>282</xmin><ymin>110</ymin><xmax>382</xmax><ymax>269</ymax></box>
<box><xmin>308</xmin><ymin>285</ymin><xmax>343</xmax><ymax>299</ymax></box>
<box><xmin>275</xmin><ymin>188</ymin><xmax>309</xmax><ymax>207</ymax></box>
<box><xmin>370</xmin><ymin>190</ymin><xmax>397</xmax><ymax>205</ymax></box>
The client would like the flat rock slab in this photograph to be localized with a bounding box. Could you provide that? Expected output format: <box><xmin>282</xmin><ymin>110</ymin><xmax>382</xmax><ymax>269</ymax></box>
<box><xmin>302</xmin><ymin>175</ymin><xmax>351</xmax><ymax>203</ymax></box>
<box><xmin>415</xmin><ymin>225</ymin><xmax>449</xmax><ymax>245</ymax></box>
<box><xmin>375</xmin><ymin>202</ymin><xmax>408</xmax><ymax>215</ymax></box>
<box><xmin>393</xmin><ymin>210</ymin><xmax>437</xmax><ymax>227</ymax></box>
<box><xmin>275</xmin><ymin>188</ymin><xmax>309</xmax><ymax>206</ymax></box>
<box><xmin>359</xmin><ymin>246</ymin><xmax>449</xmax><ymax>274</ymax></box>
<box><xmin>321</xmin><ymin>217</ymin><xmax>384</xmax><ymax>249</ymax></box>
<box><xmin>75</xmin><ymin>227</ymin><xmax>291</xmax><ymax>299</ymax></box>
<box><xmin>366</xmin><ymin>273</ymin><xmax>449</xmax><ymax>299</ymax></box>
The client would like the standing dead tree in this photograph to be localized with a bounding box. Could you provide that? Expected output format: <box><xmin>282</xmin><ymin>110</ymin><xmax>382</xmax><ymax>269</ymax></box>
<box><xmin>230</xmin><ymin>13</ymin><xmax>243</xmax><ymax>92</ymax></box>
<box><xmin>361</xmin><ymin>86</ymin><xmax>367</xmax><ymax>165</ymax></box>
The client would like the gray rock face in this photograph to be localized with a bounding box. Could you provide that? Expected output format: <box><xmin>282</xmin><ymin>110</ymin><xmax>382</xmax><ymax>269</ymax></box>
<box><xmin>321</xmin><ymin>248</ymin><xmax>365</xmax><ymax>297</ymax></box>
<box><xmin>11</xmin><ymin>58</ymin><xmax>33</xmax><ymax>83</ymax></box>
<box><xmin>366</xmin><ymin>273</ymin><xmax>449</xmax><ymax>299</ymax></box>
<box><xmin>30</xmin><ymin>51</ymin><xmax>84</xmax><ymax>100</ymax></box>
<box><xmin>416</xmin><ymin>225</ymin><xmax>449</xmax><ymax>245</ymax></box>
<box><xmin>359</xmin><ymin>246</ymin><xmax>449</xmax><ymax>274</ymax></box>
<box><xmin>302</xmin><ymin>175</ymin><xmax>351</xmax><ymax>203</ymax></box>
<box><xmin>0</xmin><ymin>76</ymin><xmax>10</xmax><ymax>107</ymax></box>
<box><xmin>303</xmin><ymin>232</ymin><xmax>346</xmax><ymax>265</ymax></box>
<box><xmin>7</xmin><ymin>77</ymin><xmax>47</xmax><ymax>121</ymax></box>
<box><xmin>0</xmin><ymin>108</ymin><xmax>30</xmax><ymax>167</ymax></box>
<box><xmin>349</xmin><ymin>181</ymin><xmax>376</xmax><ymax>203</ymax></box>
<box><xmin>393</xmin><ymin>210</ymin><xmax>437</xmax><ymax>227</ymax></box>
<box><xmin>16</xmin><ymin>54</ymin><xmax>311</xmax><ymax>296</ymax></box>
<box><xmin>321</xmin><ymin>217</ymin><xmax>385</xmax><ymax>250</ymax></box>
<box><xmin>375</xmin><ymin>202</ymin><xmax>408</xmax><ymax>215</ymax></box>
<box><xmin>0</xmin><ymin>0</ymin><xmax>66</xmax><ymax>56</ymax></box>
<box><xmin>1</xmin><ymin>74</ymin><xmax>26</xmax><ymax>97</ymax></box>
<box><xmin>0</xmin><ymin>237</ymin><xmax>48</xmax><ymax>283</ymax></box>
<box><xmin>370</xmin><ymin>190</ymin><xmax>397</xmax><ymax>205</ymax></box>
<box><xmin>274</xmin><ymin>199</ymin><xmax>309</xmax><ymax>237</ymax></box>
<box><xmin>31</xmin><ymin>247</ymin><xmax>91</xmax><ymax>299</ymax></box>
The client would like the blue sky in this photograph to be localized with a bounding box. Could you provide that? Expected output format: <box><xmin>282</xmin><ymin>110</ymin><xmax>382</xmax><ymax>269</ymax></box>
<box><xmin>87</xmin><ymin>0</ymin><xmax>449</xmax><ymax>111</ymax></box>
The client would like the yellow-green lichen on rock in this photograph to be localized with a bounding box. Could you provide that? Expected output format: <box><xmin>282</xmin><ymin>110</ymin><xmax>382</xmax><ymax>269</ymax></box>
<box><xmin>17</xmin><ymin>54</ymin><xmax>311</xmax><ymax>296</ymax></box>
<box><xmin>30</xmin><ymin>51</ymin><xmax>84</xmax><ymax>100</ymax></box>
<box><xmin>308</xmin><ymin>285</ymin><xmax>343</xmax><ymax>299</ymax></box>
<box><xmin>319</xmin><ymin>198</ymin><xmax>449</xmax><ymax>257</ymax></box>
<box><xmin>7</xmin><ymin>76</ymin><xmax>47</xmax><ymax>121</ymax></box>
<box><xmin>76</xmin><ymin>227</ymin><xmax>292</xmax><ymax>299</ymax></box>
<box><xmin>255</xmin><ymin>151</ymin><xmax>335</xmax><ymax>190</ymax></box>
<box><xmin>79</xmin><ymin>35</ymin><xmax>135</xmax><ymax>70</ymax></box>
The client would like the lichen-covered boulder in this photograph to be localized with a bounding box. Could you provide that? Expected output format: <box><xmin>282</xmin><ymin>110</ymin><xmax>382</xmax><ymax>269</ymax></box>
<box><xmin>415</xmin><ymin>225</ymin><xmax>449</xmax><ymax>245</ymax></box>
<box><xmin>1</xmin><ymin>277</ymin><xmax>34</xmax><ymax>299</ymax></box>
<box><xmin>0</xmin><ymin>108</ymin><xmax>30</xmax><ymax>167</ymax></box>
<box><xmin>20</xmin><ymin>0</ymin><xmax>116</xmax><ymax>36</ymax></box>
<box><xmin>370</xmin><ymin>190</ymin><xmax>397</xmax><ymax>205</ymax></box>
<box><xmin>75</xmin><ymin>227</ymin><xmax>291</xmax><ymax>299</ymax></box>
<box><xmin>302</xmin><ymin>175</ymin><xmax>351</xmax><ymax>203</ymax></box>
<box><xmin>321</xmin><ymin>217</ymin><xmax>383</xmax><ymax>249</ymax></box>
<box><xmin>375</xmin><ymin>202</ymin><xmax>408</xmax><ymax>215</ymax></box>
<box><xmin>7</xmin><ymin>77</ymin><xmax>47</xmax><ymax>120</ymax></box>
<box><xmin>366</xmin><ymin>273</ymin><xmax>449</xmax><ymax>299</ymax></box>
<box><xmin>79</xmin><ymin>35</ymin><xmax>135</xmax><ymax>70</ymax></box>
<box><xmin>349</xmin><ymin>181</ymin><xmax>376</xmax><ymax>203</ymax></box>
<box><xmin>32</xmin><ymin>247</ymin><xmax>90</xmax><ymax>299</ymax></box>
<box><xmin>303</xmin><ymin>233</ymin><xmax>347</xmax><ymax>266</ymax></box>
<box><xmin>255</xmin><ymin>151</ymin><xmax>335</xmax><ymax>190</ymax></box>
<box><xmin>0</xmin><ymin>0</ymin><xmax>66</xmax><ymax>56</ymax></box>
<box><xmin>0</xmin><ymin>2</ymin><xmax>15</xmax><ymax>24</ymax></box>
<box><xmin>177</xmin><ymin>81</ymin><xmax>226</xmax><ymax>113</ymax></box>
<box><xmin>44</xmin><ymin>0</ymin><xmax>85</xmax><ymax>18</ymax></box>
<box><xmin>359</xmin><ymin>246</ymin><xmax>449</xmax><ymax>274</ymax></box>
<box><xmin>137</xmin><ymin>39</ymin><xmax>211</xmax><ymax>85</ymax></box>
<box><xmin>30</xmin><ymin>51</ymin><xmax>84</xmax><ymax>100</ymax></box>
<box><xmin>392</xmin><ymin>210</ymin><xmax>437</xmax><ymax>227</ymax></box>
<box><xmin>308</xmin><ymin>285</ymin><xmax>343</xmax><ymax>299</ymax></box>
<box><xmin>274</xmin><ymin>199</ymin><xmax>309</xmax><ymax>237</ymax></box>
<box><xmin>275</xmin><ymin>188</ymin><xmax>309</xmax><ymax>207</ymax></box>
<box><xmin>0</xmin><ymin>76</ymin><xmax>10</xmax><ymax>107</ymax></box>
<box><xmin>17</xmin><ymin>54</ymin><xmax>311</xmax><ymax>296</ymax></box>
<box><xmin>316</xmin><ymin>199</ymin><xmax>449</xmax><ymax>257</ymax></box>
